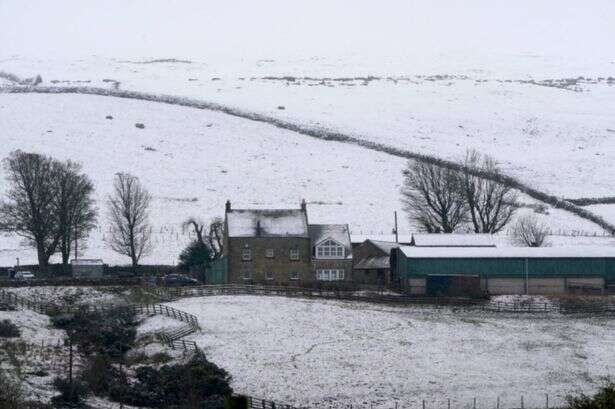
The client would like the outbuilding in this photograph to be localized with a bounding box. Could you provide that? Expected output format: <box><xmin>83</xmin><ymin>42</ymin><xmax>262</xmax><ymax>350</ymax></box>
<box><xmin>391</xmin><ymin>246</ymin><xmax>615</xmax><ymax>295</ymax></box>
<box><xmin>71</xmin><ymin>259</ymin><xmax>104</xmax><ymax>279</ymax></box>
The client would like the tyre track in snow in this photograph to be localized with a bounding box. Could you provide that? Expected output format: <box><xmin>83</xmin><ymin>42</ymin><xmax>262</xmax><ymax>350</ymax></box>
<box><xmin>2</xmin><ymin>84</ymin><xmax>614</xmax><ymax>234</ymax></box>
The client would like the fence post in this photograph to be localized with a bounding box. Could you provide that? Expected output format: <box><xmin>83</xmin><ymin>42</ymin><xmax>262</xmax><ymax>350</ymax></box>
<box><xmin>546</xmin><ymin>393</ymin><xmax>549</xmax><ymax>409</ymax></box>
<box><xmin>473</xmin><ymin>397</ymin><xmax>476</xmax><ymax>409</ymax></box>
<box><xmin>521</xmin><ymin>395</ymin><xmax>524</xmax><ymax>409</ymax></box>
<box><xmin>496</xmin><ymin>396</ymin><xmax>500</xmax><ymax>409</ymax></box>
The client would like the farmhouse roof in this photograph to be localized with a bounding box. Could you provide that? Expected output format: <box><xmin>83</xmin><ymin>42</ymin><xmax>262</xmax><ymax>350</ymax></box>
<box><xmin>309</xmin><ymin>224</ymin><xmax>353</xmax><ymax>259</ymax></box>
<box><xmin>226</xmin><ymin>208</ymin><xmax>309</xmax><ymax>238</ymax></box>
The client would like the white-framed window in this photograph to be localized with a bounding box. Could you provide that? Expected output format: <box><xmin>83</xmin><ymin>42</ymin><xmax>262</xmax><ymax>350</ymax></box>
<box><xmin>265</xmin><ymin>271</ymin><xmax>274</xmax><ymax>280</ymax></box>
<box><xmin>242</xmin><ymin>248</ymin><xmax>252</xmax><ymax>261</ymax></box>
<box><xmin>265</xmin><ymin>248</ymin><xmax>274</xmax><ymax>258</ymax></box>
<box><xmin>242</xmin><ymin>270</ymin><xmax>252</xmax><ymax>280</ymax></box>
<box><xmin>315</xmin><ymin>239</ymin><xmax>345</xmax><ymax>259</ymax></box>
<box><xmin>289</xmin><ymin>249</ymin><xmax>300</xmax><ymax>261</ymax></box>
<box><xmin>317</xmin><ymin>269</ymin><xmax>345</xmax><ymax>281</ymax></box>
<box><xmin>289</xmin><ymin>271</ymin><xmax>300</xmax><ymax>280</ymax></box>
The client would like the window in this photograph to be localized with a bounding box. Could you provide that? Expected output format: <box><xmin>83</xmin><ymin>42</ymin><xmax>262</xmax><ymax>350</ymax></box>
<box><xmin>289</xmin><ymin>249</ymin><xmax>300</xmax><ymax>261</ymax></box>
<box><xmin>265</xmin><ymin>249</ymin><xmax>274</xmax><ymax>258</ymax></box>
<box><xmin>242</xmin><ymin>248</ymin><xmax>252</xmax><ymax>261</ymax></box>
<box><xmin>289</xmin><ymin>271</ymin><xmax>299</xmax><ymax>280</ymax></box>
<box><xmin>265</xmin><ymin>271</ymin><xmax>274</xmax><ymax>280</ymax></box>
<box><xmin>315</xmin><ymin>240</ymin><xmax>345</xmax><ymax>259</ymax></box>
<box><xmin>317</xmin><ymin>269</ymin><xmax>345</xmax><ymax>281</ymax></box>
<box><xmin>242</xmin><ymin>270</ymin><xmax>252</xmax><ymax>280</ymax></box>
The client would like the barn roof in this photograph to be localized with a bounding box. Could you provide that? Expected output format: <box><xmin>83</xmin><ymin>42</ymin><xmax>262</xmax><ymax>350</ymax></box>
<box><xmin>226</xmin><ymin>209</ymin><xmax>309</xmax><ymax>238</ymax></box>
<box><xmin>399</xmin><ymin>246</ymin><xmax>615</xmax><ymax>259</ymax></box>
<box><xmin>368</xmin><ymin>240</ymin><xmax>400</xmax><ymax>254</ymax></box>
<box><xmin>351</xmin><ymin>233</ymin><xmax>495</xmax><ymax>247</ymax></box>
<box><xmin>309</xmin><ymin>224</ymin><xmax>353</xmax><ymax>258</ymax></box>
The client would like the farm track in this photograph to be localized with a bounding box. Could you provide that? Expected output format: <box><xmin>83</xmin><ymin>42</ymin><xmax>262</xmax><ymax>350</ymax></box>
<box><xmin>2</xmin><ymin>83</ymin><xmax>614</xmax><ymax>234</ymax></box>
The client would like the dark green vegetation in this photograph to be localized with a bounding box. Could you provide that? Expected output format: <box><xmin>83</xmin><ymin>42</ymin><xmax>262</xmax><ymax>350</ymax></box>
<box><xmin>178</xmin><ymin>240</ymin><xmax>212</xmax><ymax>272</ymax></box>
<box><xmin>566</xmin><ymin>382</ymin><xmax>615</xmax><ymax>409</ymax></box>
<box><xmin>49</xmin><ymin>308</ymin><xmax>233</xmax><ymax>408</ymax></box>
<box><xmin>0</xmin><ymin>319</ymin><xmax>20</xmax><ymax>338</ymax></box>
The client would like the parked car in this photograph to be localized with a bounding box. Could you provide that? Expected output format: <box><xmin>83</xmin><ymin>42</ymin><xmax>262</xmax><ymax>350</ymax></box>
<box><xmin>14</xmin><ymin>271</ymin><xmax>35</xmax><ymax>281</ymax></box>
<box><xmin>162</xmin><ymin>274</ymin><xmax>199</xmax><ymax>287</ymax></box>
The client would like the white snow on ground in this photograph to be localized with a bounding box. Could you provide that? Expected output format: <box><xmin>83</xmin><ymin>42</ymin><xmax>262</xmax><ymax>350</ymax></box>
<box><xmin>6</xmin><ymin>286</ymin><xmax>120</xmax><ymax>305</ymax></box>
<box><xmin>0</xmin><ymin>91</ymin><xmax>612</xmax><ymax>266</ymax></box>
<box><xmin>0</xmin><ymin>307</ymin><xmax>65</xmax><ymax>344</ymax></box>
<box><xmin>172</xmin><ymin>295</ymin><xmax>615</xmax><ymax>409</ymax></box>
<box><xmin>136</xmin><ymin>314</ymin><xmax>186</xmax><ymax>337</ymax></box>
<box><xmin>2</xmin><ymin>54</ymin><xmax>614</xmax><ymax>203</ymax></box>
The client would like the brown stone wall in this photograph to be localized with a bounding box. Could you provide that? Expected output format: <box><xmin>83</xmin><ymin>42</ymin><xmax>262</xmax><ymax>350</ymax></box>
<box><xmin>227</xmin><ymin>236</ymin><xmax>312</xmax><ymax>284</ymax></box>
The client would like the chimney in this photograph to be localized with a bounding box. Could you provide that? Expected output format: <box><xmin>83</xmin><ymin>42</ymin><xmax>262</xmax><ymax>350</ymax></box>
<box><xmin>256</xmin><ymin>220</ymin><xmax>262</xmax><ymax>237</ymax></box>
<box><xmin>225</xmin><ymin>200</ymin><xmax>231</xmax><ymax>212</ymax></box>
<box><xmin>300</xmin><ymin>199</ymin><xmax>307</xmax><ymax>212</ymax></box>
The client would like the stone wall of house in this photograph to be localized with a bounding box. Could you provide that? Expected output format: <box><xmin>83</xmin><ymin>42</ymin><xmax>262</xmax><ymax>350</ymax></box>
<box><xmin>312</xmin><ymin>259</ymin><xmax>353</xmax><ymax>281</ymax></box>
<box><xmin>227</xmin><ymin>236</ymin><xmax>312</xmax><ymax>284</ymax></box>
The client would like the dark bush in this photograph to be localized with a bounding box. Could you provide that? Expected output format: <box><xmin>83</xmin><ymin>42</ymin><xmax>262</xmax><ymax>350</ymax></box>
<box><xmin>51</xmin><ymin>377</ymin><xmax>89</xmax><ymax>407</ymax></box>
<box><xmin>565</xmin><ymin>382</ymin><xmax>615</xmax><ymax>409</ymax></box>
<box><xmin>0</xmin><ymin>319</ymin><xmax>20</xmax><ymax>338</ymax></box>
<box><xmin>0</xmin><ymin>370</ymin><xmax>24</xmax><ymax>409</ymax></box>
<box><xmin>111</xmin><ymin>352</ymin><xmax>232</xmax><ymax>408</ymax></box>
<box><xmin>224</xmin><ymin>395</ymin><xmax>248</xmax><ymax>409</ymax></box>
<box><xmin>79</xmin><ymin>354</ymin><xmax>120</xmax><ymax>395</ymax></box>
<box><xmin>50</xmin><ymin>308</ymin><xmax>137</xmax><ymax>357</ymax></box>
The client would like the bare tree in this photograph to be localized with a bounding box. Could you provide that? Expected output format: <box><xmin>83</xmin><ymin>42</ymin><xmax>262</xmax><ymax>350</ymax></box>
<box><xmin>401</xmin><ymin>160</ymin><xmax>468</xmax><ymax>233</ymax></box>
<box><xmin>510</xmin><ymin>214</ymin><xmax>551</xmax><ymax>247</ymax></box>
<box><xmin>0</xmin><ymin>151</ymin><xmax>62</xmax><ymax>273</ymax></box>
<box><xmin>183</xmin><ymin>216</ymin><xmax>224</xmax><ymax>259</ymax></box>
<box><xmin>461</xmin><ymin>150</ymin><xmax>518</xmax><ymax>233</ymax></box>
<box><xmin>183</xmin><ymin>217</ymin><xmax>205</xmax><ymax>245</ymax></box>
<box><xmin>107</xmin><ymin>173</ymin><xmax>152</xmax><ymax>268</ymax></box>
<box><xmin>55</xmin><ymin>161</ymin><xmax>97</xmax><ymax>270</ymax></box>
<box><xmin>206</xmin><ymin>217</ymin><xmax>224</xmax><ymax>259</ymax></box>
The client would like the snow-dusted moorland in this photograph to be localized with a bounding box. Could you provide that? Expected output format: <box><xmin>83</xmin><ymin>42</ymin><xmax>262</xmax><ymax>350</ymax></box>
<box><xmin>173</xmin><ymin>295</ymin><xmax>615</xmax><ymax>409</ymax></box>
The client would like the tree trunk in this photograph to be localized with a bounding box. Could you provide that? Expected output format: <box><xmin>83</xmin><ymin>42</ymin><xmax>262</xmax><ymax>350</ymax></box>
<box><xmin>37</xmin><ymin>243</ymin><xmax>49</xmax><ymax>275</ymax></box>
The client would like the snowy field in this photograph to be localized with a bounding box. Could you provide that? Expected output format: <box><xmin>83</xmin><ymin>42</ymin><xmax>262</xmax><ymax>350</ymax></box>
<box><xmin>0</xmin><ymin>89</ymin><xmax>613</xmax><ymax>266</ymax></box>
<box><xmin>1</xmin><ymin>1</ymin><xmax>615</xmax><ymax>265</ymax></box>
<box><xmin>173</xmin><ymin>295</ymin><xmax>615</xmax><ymax>409</ymax></box>
<box><xmin>2</xmin><ymin>91</ymin><xmax>611</xmax><ymax>266</ymax></box>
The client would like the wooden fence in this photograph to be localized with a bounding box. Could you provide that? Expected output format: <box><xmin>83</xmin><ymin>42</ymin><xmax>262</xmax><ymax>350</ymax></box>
<box><xmin>0</xmin><ymin>289</ymin><xmax>199</xmax><ymax>351</ymax></box>
<box><xmin>149</xmin><ymin>284</ymin><xmax>615</xmax><ymax>315</ymax></box>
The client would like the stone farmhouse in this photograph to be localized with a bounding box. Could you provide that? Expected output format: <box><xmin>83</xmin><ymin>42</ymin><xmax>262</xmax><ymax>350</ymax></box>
<box><xmin>223</xmin><ymin>200</ymin><xmax>352</xmax><ymax>285</ymax></box>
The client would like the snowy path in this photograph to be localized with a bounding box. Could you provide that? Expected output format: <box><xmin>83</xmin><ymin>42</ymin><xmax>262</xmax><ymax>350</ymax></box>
<box><xmin>2</xmin><ymin>84</ymin><xmax>613</xmax><ymax>234</ymax></box>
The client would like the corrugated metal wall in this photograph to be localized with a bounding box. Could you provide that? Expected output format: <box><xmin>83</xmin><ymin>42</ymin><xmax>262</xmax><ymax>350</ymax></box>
<box><xmin>403</xmin><ymin>257</ymin><xmax>615</xmax><ymax>282</ymax></box>
<box><xmin>203</xmin><ymin>257</ymin><xmax>228</xmax><ymax>284</ymax></box>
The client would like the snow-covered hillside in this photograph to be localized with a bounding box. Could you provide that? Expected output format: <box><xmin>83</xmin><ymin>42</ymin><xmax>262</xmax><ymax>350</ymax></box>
<box><xmin>1</xmin><ymin>89</ymin><xmax>612</xmax><ymax>266</ymax></box>
<box><xmin>173</xmin><ymin>295</ymin><xmax>615</xmax><ymax>408</ymax></box>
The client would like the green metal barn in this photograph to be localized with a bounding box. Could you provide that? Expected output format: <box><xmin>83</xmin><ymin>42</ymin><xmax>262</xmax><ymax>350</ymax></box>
<box><xmin>391</xmin><ymin>246</ymin><xmax>615</xmax><ymax>295</ymax></box>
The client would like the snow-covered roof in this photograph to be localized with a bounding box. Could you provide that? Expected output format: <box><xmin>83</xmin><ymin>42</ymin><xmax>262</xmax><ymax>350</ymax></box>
<box><xmin>70</xmin><ymin>259</ymin><xmax>104</xmax><ymax>265</ymax></box>
<box><xmin>309</xmin><ymin>224</ymin><xmax>352</xmax><ymax>258</ymax></box>
<box><xmin>412</xmin><ymin>234</ymin><xmax>496</xmax><ymax>247</ymax></box>
<box><xmin>351</xmin><ymin>234</ymin><xmax>495</xmax><ymax>247</ymax></box>
<box><xmin>399</xmin><ymin>246</ymin><xmax>615</xmax><ymax>259</ymax></box>
<box><xmin>368</xmin><ymin>240</ymin><xmax>400</xmax><ymax>255</ymax></box>
<box><xmin>227</xmin><ymin>209</ymin><xmax>309</xmax><ymax>238</ymax></box>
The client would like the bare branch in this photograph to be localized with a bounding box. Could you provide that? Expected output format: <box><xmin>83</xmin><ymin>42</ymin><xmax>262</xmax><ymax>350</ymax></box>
<box><xmin>106</xmin><ymin>173</ymin><xmax>152</xmax><ymax>267</ymax></box>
